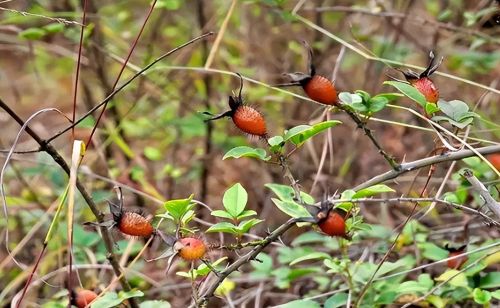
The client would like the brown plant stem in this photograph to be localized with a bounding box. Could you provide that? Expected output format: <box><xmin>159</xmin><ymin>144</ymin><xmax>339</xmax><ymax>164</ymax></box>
<box><xmin>353</xmin><ymin>144</ymin><xmax>500</xmax><ymax>191</ymax></box>
<box><xmin>0</xmin><ymin>99</ymin><xmax>138</xmax><ymax>308</ymax></box>
<box><xmin>198</xmin><ymin>216</ymin><xmax>316</xmax><ymax>306</ymax></box>
<box><xmin>44</xmin><ymin>32</ymin><xmax>214</xmax><ymax>144</ymax></box>
<box><xmin>354</xmin><ymin>164</ymin><xmax>436</xmax><ymax>307</ymax></box>
<box><xmin>338</xmin><ymin>105</ymin><xmax>400</xmax><ymax>170</ymax></box>
<box><xmin>197</xmin><ymin>0</ymin><xmax>213</xmax><ymax>202</ymax></box>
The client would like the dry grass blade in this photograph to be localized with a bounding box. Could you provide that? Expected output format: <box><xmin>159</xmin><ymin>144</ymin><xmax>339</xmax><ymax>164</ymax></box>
<box><xmin>0</xmin><ymin>108</ymin><xmax>69</xmax><ymax>269</ymax></box>
<box><xmin>66</xmin><ymin>140</ymin><xmax>85</xmax><ymax>302</ymax></box>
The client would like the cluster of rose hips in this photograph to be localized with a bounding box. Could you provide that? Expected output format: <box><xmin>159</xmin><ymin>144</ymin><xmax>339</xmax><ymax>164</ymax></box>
<box><xmin>78</xmin><ymin>193</ymin><xmax>207</xmax><ymax>306</ymax></box>
<box><xmin>205</xmin><ymin>41</ymin><xmax>442</xmax><ymax>138</ymax></box>
<box><xmin>74</xmin><ymin>42</ymin><xmax>459</xmax><ymax>306</ymax></box>
<box><xmin>204</xmin><ymin>41</ymin><xmax>444</xmax><ymax>240</ymax></box>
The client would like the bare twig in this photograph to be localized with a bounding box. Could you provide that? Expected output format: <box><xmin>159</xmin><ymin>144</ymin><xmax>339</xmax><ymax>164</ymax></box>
<box><xmin>353</xmin><ymin>145</ymin><xmax>500</xmax><ymax>191</ymax></box>
<box><xmin>401</xmin><ymin>247</ymin><xmax>500</xmax><ymax>308</ymax></box>
<box><xmin>325</xmin><ymin>197</ymin><xmax>500</xmax><ymax>227</ymax></box>
<box><xmin>338</xmin><ymin>105</ymin><xmax>400</xmax><ymax>170</ymax></box>
<box><xmin>44</xmin><ymin>32</ymin><xmax>214</xmax><ymax>144</ymax></box>
<box><xmin>85</xmin><ymin>0</ymin><xmax>158</xmax><ymax>148</ymax></box>
<box><xmin>198</xmin><ymin>216</ymin><xmax>316</xmax><ymax>306</ymax></box>
<box><xmin>303</xmin><ymin>6</ymin><xmax>500</xmax><ymax>44</ymax></box>
<box><xmin>462</xmin><ymin>168</ymin><xmax>500</xmax><ymax>219</ymax></box>
<box><xmin>0</xmin><ymin>99</ymin><xmax>136</xmax><ymax>305</ymax></box>
<box><xmin>0</xmin><ymin>7</ymin><xmax>84</xmax><ymax>26</ymax></box>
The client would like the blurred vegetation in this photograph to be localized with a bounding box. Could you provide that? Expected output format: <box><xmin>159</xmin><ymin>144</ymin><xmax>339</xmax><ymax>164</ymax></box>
<box><xmin>0</xmin><ymin>0</ymin><xmax>499</xmax><ymax>307</ymax></box>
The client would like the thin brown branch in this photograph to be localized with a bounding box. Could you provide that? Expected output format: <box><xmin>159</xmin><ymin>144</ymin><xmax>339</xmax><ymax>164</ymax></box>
<box><xmin>462</xmin><ymin>168</ymin><xmax>500</xmax><ymax>219</ymax></box>
<box><xmin>198</xmin><ymin>216</ymin><xmax>316</xmax><ymax>306</ymax></box>
<box><xmin>325</xmin><ymin>197</ymin><xmax>500</xmax><ymax>227</ymax></box>
<box><xmin>304</xmin><ymin>6</ymin><xmax>500</xmax><ymax>44</ymax></box>
<box><xmin>45</xmin><ymin>32</ymin><xmax>214</xmax><ymax>144</ymax></box>
<box><xmin>354</xmin><ymin>145</ymin><xmax>500</xmax><ymax>191</ymax></box>
<box><xmin>339</xmin><ymin>105</ymin><xmax>400</xmax><ymax>170</ymax></box>
<box><xmin>0</xmin><ymin>99</ymin><xmax>136</xmax><ymax>305</ymax></box>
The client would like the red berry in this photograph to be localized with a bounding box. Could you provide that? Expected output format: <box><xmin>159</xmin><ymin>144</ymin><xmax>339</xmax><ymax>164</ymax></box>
<box><xmin>447</xmin><ymin>250</ymin><xmax>467</xmax><ymax>269</ymax></box>
<box><xmin>402</xmin><ymin>51</ymin><xmax>442</xmax><ymax>107</ymax></box>
<box><xmin>409</xmin><ymin>77</ymin><xmax>439</xmax><ymax>103</ymax></box>
<box><xmin>73</xmin><ymin>289</ymin><xmax>98</xmax><ymax>308</ymax></box>
<box><xmin>117</xmin><ymin>211</ymin><xmax>154</xmax><ymax>237</ymax></box>
<box><xmin>318</xmin><ymin>211</ymin><xmax>346</xmax><ymax>238</ymax></box>
<box><xmin>232</xmin><ymin>105</ymin><xmax>267</xmax><ymax>137</ymax></box>
<box><xmin>176</xmin><ymin>237</ymin><xmax>207</xmax><ymax>261</ymax></box>
<box><xmin>303</xmin><ymin>75</ymin><xmax>338</xmax><ymax>105</ymax></box>
<box><xmin>488</xmin><ymin>154</ymin><xmax>500</xmax><ymax>170</ymax></box>
<box><xmin>205</xmin><ymin>73</ymin><xmax>268</xmax><ymax>138</ymax></box>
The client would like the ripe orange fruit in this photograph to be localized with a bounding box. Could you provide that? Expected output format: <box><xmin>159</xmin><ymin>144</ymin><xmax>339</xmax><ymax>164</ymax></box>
<box><xmin>232</xmin><ymin>105</ymin><xmax>267</xmax><ymax>137</ymax></box>
<box><xmin>408</xmin><ymin>77</ymin><xmax>439</xmax><ymax>104</ymax></box>
<box><xmin>402</xmin><ymin>51</ymin><xmax>442</xmax><ymax>104</ymax></box>
<box><xmin>446</xmin><ymin>246</ymin><xmax>468</xmax><ymax>269</ymax></box>
<box><xmin>488</xmin><ymin>154</ymin><xmax>500</xmax><ymax>170</ymax></box>
<box><xmin>279</xmin><ymin>41</ymin><xmax>338</xmax><ymax>106</ymax></box>
<box><xmin>73</xmin><ymin>289</ymin><xmax>98</xmax><ymax>308</ymax></box>
<box><xmin>117</xmin><ymin>211</ymin><xmax>154</xmax><ymax>237</ymax></box>
<box><xmin>176</xmin><ymin>237</ymin><xmax>207</xmax><ymax>261</ymax></box>
<box><xmin>303</xmin><ymin>75</ymin><xmax>337</xmax><ymax>105</ymax></box>
<box><xmin>205</xmin><ymin>73</ymin><xmax>267</xmax><ymax>138</ymax></box>
<box><xmin>318</xmin><ymin>211</ymin><xmax>347</xmax><ymax>238</ymax></box>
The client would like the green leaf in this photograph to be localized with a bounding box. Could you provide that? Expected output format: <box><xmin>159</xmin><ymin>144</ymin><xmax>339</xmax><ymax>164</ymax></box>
<box><xmin>157</xmin><ymin>0</ymin><xmax>181</xmax><ymax>10</ymax></box>
<box><xmin>435</xmin><ymin>269</ymin><xmax>468</xmax><ymax>288</ymax></box>
<box><xmin>354</xmin><ymin>90</ymin><xmax>371</xmax><ymax>101</ymax></box>
<box><xmin>251</xmin><ymin>253</ymin><xmax>274</xmax><ymax>278</ymax></box>
<box><xmin>339</xmin><ymin>92</ymin><xmax>363</xmax><ymax>104</ymax></box>
<box><xmin>491</xmin><ymin>290</ymin><xmax>500</xmax><ymax>300</ymax></box>
<box><xmin>425</xmin><ymin>102</ymin><xmax>440</xmax><ymax>115</ymax></box>
<box><xmin>223</xmin><ymin>146</ymin><xmax>270</xmax><ymax>161</ymax></box>
<box><xmin>265</xmin><ymin>183</ymin><xmax>315</xmax><ymax>204</ymax></box>
<box><xmin>372</xmin><ymin>93</ymin><xmax>403</xmax><ymax>102</ymax></box>
<box><xmin>271</xmin><ymin>198</ymin><xmax>312</xmax><ymax>218</ymax></box>
<box><xmin>181</xmin><ymin>209</ymin><xmax>195</xmax><ymax>225</ymax></box>
<box><xmin>426</xmin><ymin>295</ymin><xmax>447</xmax><ymax>308</ymax></box>
<box><xmin>237</xmin><ymin>210</ymin><xmax>257</xmax><ymax>220</ymax></box>
<box><xmin>211</xmin><ymin>210</ymin><xmax>234</xmax><ymax>220</ymax></box>
<box><xmin>268</xmin><ymin>136</ymin><xmax>285</xmax><ymax>147</ymax></box>
<box><xmin>353</xmin><ymin>184</ymin><xmax>395</xmax><ymax>198</ymax></box>
<box><xmin>473</xmin><ymin>288</ymin><xmax>492</xmax><ymax>305</ymax></box>
<box><xmin>324</xmin><ymin>293</ymin><xmax>348</xmax><ymax>308</ymax></box>
<box><xmin>291</xmin><ymin>232</ymin><xmax>327</xmax><ymax>246</ymax></box>
<box><xmin>384</xmin><ymin>81</ymin><xmax>426</xmax><ymax>106</ymax></box>
<box><xmin>368</xmin><ymin>96</ymin><xmax>389</xmax><ymax>113</ymax></box>
<box><xmin>92</xmin><ymin>290</ymin><xmax>144</xmax><ymax>308</ymax></box>
<box><xmin>284</xmin><ymin>121</ymin><xmax>342</xmax><ymax>146</ymax></box>
<box><xmin>223</xmin><ymin>183</ymin><xmax>248</xmax><ymax>218</ymax></box>
<box><xmin>289</xmin><ymin>252</ymin><xmax>331</xmax><ymax>265</ymax></box>
<box><xmin>375</xmin><ymin>291</ymin><xmax>398</xmax><ymax>305</ymax></box>
<box><xmin>19</xmin><ymin>27</ymin><xmax>46</xmax><ymax>40</ymax></box>
<box><xmin>164</xmin><ymin>195</ymin><xmax>194</xmax><ymax>222</ymax></box>
<box><xmin>438</xmin><ymin>100</ymin><xmax>469</xmax><ymax>120</ymax></box>
<box><xmin>396</xmin><ymin>274</ymin><xmax>434</xmax><ymax>295</ymax></box>
<box><xmin>144</xmin><ymin>146</ymin><xmax>162</xmax><ymax>161</ymax></box>
<box><xmin>279</xmin><ymin>299</ymin><xmax>321</xmax><ymax>308</ymax></box>
<box><xmin>479</xmin><ymin>272</ymin><xmax>500</xmax><ymax>289</ymax></box>
<box><xmin>432</xmin><ymin>115</ymin><xmax>474</xmax><ymax>129</ymax></box>
<box><xmin>237</xmin><ymin>218</ymin><xmax>263</xmax><ymax>233</ymax></box>
<box><xmin>419</xmin><ymin>242</ymin><xmax>449</xmax><ymax>261</ymax></box>
<box><xmin>43</xmin><ymin>23</ymin><xmax>65</xmax><ymax>34</ymax></box>
<box><xmin>195</xmin><ymin>257</ymin><xmax>228</xmax><ymax>276</ymax></box>
<box><xmin>140</xmin><ymin>301</ymin><xmax>172</xmax><ymax>308</ymax></box>
<box><xmin>206</xmin><ymin>222</ymin><xmax>238</xmax><ymax>234</ymax></box>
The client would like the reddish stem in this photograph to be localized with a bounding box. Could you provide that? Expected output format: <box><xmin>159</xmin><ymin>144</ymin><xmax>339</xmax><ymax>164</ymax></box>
<box><xmin>85</xmin><ymin>0</ymin><xmax>158</xmax><ymax>149</ymax></box>
<box><xmin>71</xmin><ymin>0</ymin><xmax>88</xmax><ymax>140</ymax></box>
<box><xmin>15</xmin><ymin>244</ymin><xmax>47</xmax><ymax>308</ymax></box>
